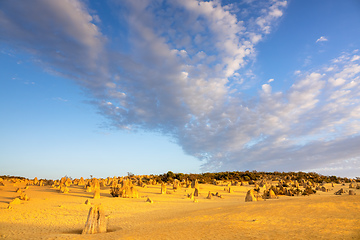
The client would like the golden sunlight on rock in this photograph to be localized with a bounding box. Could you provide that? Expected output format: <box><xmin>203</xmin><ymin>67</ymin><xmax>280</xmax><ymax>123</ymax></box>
<box><xmin>0</xmin><ymin>173</ymin><xmax>359</xmax><ymax>239</ymax></box>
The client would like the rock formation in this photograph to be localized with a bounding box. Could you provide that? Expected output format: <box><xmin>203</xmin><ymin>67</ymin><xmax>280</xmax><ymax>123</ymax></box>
<box><xmin>82</xmin><ymin>205</ymin><xmax>107</xmax><ymax>234</ymax></box>
<box><xmin>93</xmin><ymin>188</ymin><xmax>101</xmax><ymax>199</ymax></box>
<box><xmin>263</xmin><ymin>189</ymin><xmax>277</xmax><ymax>199</ymax></box>
<box><xmin>302</xmin><ymin>187</ymin><xmax>316</xmax><ymax>196</ymax></box>
<box><xmin>78</xmin><ymin>177</ymin><xmax>85</xmax><ymax>186</ymax></box>
<box><xmin>161</xmin><ymin>183</ymin><xmax>167</xmax><ymax>194</ymax></box>
<box><xmin>90</xmin><ymin>178</ymin><xmax>100</xmax><ymax>190</ymax></box>
<box><xmin>173</xmin><ymin>179</ymin><xmax>180</xmax><ymax>190</ymax></box>
<box><xmin>110</xmin><ymin>179</ymin><xmax>138</xmax><ymax>198</ymax></box>
<box><xmin>9</xmin><ymin>198</ymin><xmax>21</xmax><ymax>205</ymax></box>
<box><xmin>33</xmin><ymin>177</ymin><xmax>38</xmax><ymax>186</ymax></box>
<box><xmin>245</xmin><ymin>189</ymin><xmax>258</xmax><ymax>202</ymax></box>
<box><xmin>224</xmin><ymin>187</ymin><xmax>233</xmax><ymax>193</ymax></box>
<box><xmin>349</xmin><ymin>190</ymin><xmax>356</xmax><ymax>195</ymax></box>
<box><xmin>191</xmin><ymin>179</ymin><xmax>199</xmax><ymax>189</ymax></box>
<box><xmin>320</xmin><ymin>186</ymin><xmax>328</xmax><ymax>192</ymax></box>
<box><xmin>64</xmin><ymin>178</ymin><xmax>72</xmax><ymax>187</ymax></box>
<box><xmin>20</xmin><ymin>193</ymin><xmax>29</xmax><ymax>201</ymax></box>
<box><xmin>86</xmin><ymin>186</ymin><xmax>92</xmax><ymax>192</ymax></box>
<box><xmin>187</xmin><ymin>192</ymin><xmax>194</xmax><ymax>200</ymax></box>
<box><xmin>194</xmin><ymin>187</ymin><xmax>199</xmax><ymax>197</ymax></box>
<box><xmin>60</xmin><ymin>185</ymin><xmax>69</xmax><ymax>193</ymax></box>
<box><xmin>334</xmin><ymin>188</ymin><xmax>346</xmax><ymax>195</ymax></box>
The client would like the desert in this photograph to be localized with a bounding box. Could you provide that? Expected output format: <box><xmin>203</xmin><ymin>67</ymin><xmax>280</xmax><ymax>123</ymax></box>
<box><xmin>0</xmin><ymin>172</ymin><xmax>359</xmax><ymax>240</ymax></box>
<box><xmin>2</xmin><ymin>1</ymin><xmax>360</xmax><ymax>239</ymax></box>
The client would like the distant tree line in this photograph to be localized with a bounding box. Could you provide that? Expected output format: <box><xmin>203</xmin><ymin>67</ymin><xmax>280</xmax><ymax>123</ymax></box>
<box><xmin>146</xmin><ymin>171</ymin><xmax>358</xmax><ymax>184</ymax></box>
<box><xmin>1</xmin><ymin>171</ymin><xmax>358</xmax><ymax>184</ymax></box>
<box><xmin>0</xmin><ymin>175</ymin><xmax>26</xmax><ymax>180</ymax></box>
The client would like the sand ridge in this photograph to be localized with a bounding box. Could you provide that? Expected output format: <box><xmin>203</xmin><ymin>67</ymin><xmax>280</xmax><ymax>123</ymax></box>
<box><xmin>0</xmin><ymin>179</ymin><xmax>359</xmax><ymax>239</ymax></box>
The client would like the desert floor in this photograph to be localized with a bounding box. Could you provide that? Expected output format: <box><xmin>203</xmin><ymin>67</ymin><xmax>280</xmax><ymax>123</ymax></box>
<box><xmin>0</xmin><ymin>180</ymin><xmax>359</xmax><ymax>240</ymax></box>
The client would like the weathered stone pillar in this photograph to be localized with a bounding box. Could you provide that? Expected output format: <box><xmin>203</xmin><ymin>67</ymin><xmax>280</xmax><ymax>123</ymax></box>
<box><xmin>82</xmin><ymin>205</ymin><xmax>107</xmax><ymax>234</ymax></box>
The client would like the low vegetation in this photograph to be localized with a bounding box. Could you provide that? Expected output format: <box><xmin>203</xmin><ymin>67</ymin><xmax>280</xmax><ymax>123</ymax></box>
<box><xmin>1</xmin><ymin>171</ymin><xmax>359</xmax><ymax>186</ymax></box>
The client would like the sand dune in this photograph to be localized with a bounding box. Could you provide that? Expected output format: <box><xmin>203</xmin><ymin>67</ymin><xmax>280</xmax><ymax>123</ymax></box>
<box><xmin>0</xmin><ymin>179</ymin><xmax>359</xmax><ymax>239</ymax></box>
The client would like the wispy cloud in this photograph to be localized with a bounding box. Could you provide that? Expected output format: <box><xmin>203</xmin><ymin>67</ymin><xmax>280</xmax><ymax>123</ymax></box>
<box><xmin>316</xmin><ymin>36</ymin><xmax>328</xmax><ymax>43</ymax></box>
<box><xmin>53</xmin><ymin>97</ymin><xmax>68</xmax><ymax>102</ymax></box>
<box><xmin>1</xmin><ymin>0</ymin><xmax>359</xmax><ymax>174</ymax></box>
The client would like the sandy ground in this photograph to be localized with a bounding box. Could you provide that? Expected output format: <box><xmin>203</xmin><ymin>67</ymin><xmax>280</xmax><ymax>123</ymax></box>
<box><xmin>0</xmin><ymin>180</ymin><xmax>359</xmax><ymax>240</ymax></box>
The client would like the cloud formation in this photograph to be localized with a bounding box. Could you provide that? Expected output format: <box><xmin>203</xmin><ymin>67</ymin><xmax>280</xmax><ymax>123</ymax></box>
<box><xmin>0</xmin><ymin>0</ymin><xmax>107</xmax><ymax>89</ymax></box>
<box><xmin>316</xmin><ymin>36</ymin><xmax>328</xmax><ymax>43</ymax></box>
<box><xmin>1</xmin><ymin>0</ymin><xmax>359</xmax><ymax>174</ymax></box>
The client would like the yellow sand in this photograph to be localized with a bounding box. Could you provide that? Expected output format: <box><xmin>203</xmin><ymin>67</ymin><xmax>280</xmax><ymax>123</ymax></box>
<box><xmin>0</xmin><ymin>180</ymin><xmax>359</xmax><ymax>239</ymax></box>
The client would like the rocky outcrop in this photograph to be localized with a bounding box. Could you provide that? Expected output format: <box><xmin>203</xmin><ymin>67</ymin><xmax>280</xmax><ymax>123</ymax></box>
<box><xmin>334</xmin><ymin>188</ymin><xmax>346</xmax><ymax>195</ymax></box>
<box><xmin>161</xmin><ymin>183</ymin><xmax>167</xmax><ymax>194</ymax></box>
<box><xmin>245</xmin><ymin>189</ymin><xmax>260</xmax><ymax>202</ymax></box>
<box><xmin>82</xmin><ymin>205</ymin><xmax>107</xmax><ymax>234</ymax></box>
<box><xmin>110</xmin><ymin>179</ymin><xmax>138</xmax><ymax>198</ymax></box>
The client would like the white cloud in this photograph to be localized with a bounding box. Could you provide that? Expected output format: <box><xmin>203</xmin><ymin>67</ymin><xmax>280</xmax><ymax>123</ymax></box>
<box><xmin>254</xmin><ymin>0</ymin><xmax>287</xmax><ymax>34</ymax></box>
<box><xmin>351</xmin><ymin>55</ymin><xmax>360</xmax><ymax>62</ymax></box>
<box><xmin>0</xmin><ymin>0</ymin><xmax>107</xmax><ymax>90</ymax></box>
<box><xmin>268</xmin><ymin>78</ymin><xmax>274</xmax><ymax>83</ymax></box>
<box><xmin>2</xmin><ymin>0</ymin><xmax>359</xmax><ymax>176</ymax></box>
<box><xmin>262</xmin><ymin>84</ymin><xmax>272</xmax><ymax>94</ymax></box>
<box><xmin>316</xmin><ymin>36</ymin><xmax>328</xmax><ymax>43</ymax></box>
<box><xmin>329</xmin><ymin>77</ymin><xmax>346</xmax><ymax>87</ymax></box>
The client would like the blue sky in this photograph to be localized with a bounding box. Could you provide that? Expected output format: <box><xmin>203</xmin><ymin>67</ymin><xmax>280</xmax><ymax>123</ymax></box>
<box><xmin>1</xmin><ymin>0</ymin><xmax>360</xmax><ymax>179</ymax></box>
